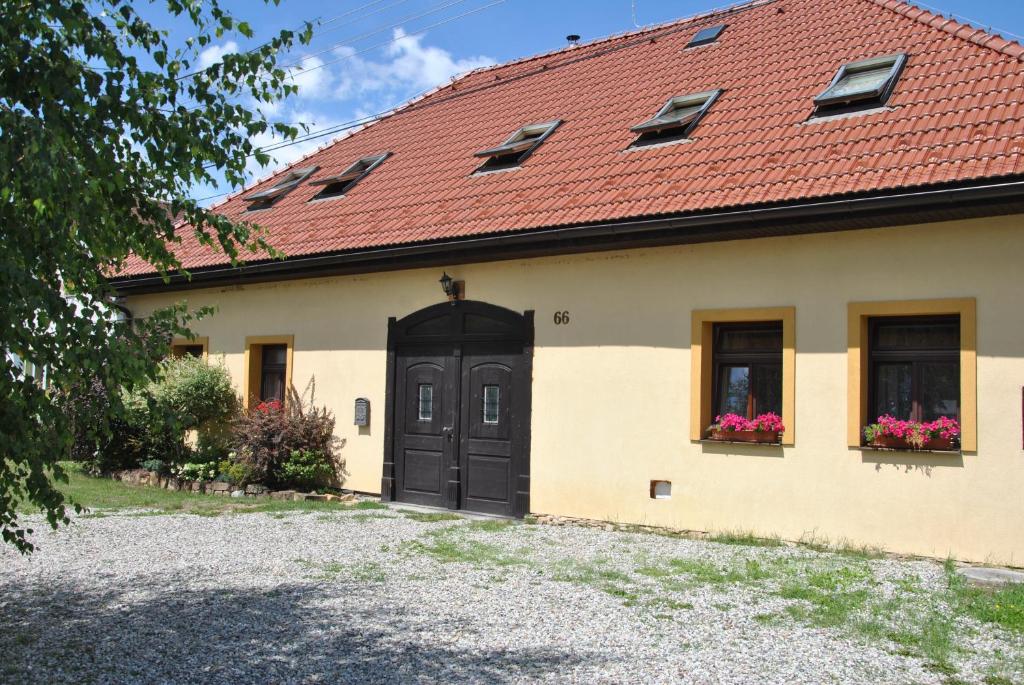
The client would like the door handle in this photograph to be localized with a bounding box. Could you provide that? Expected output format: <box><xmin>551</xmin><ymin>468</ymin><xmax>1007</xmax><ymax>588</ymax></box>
<box><xmin>442</xmin><ymin>426</ymin><xmax>453</xmax><ymax>442</ymax></box>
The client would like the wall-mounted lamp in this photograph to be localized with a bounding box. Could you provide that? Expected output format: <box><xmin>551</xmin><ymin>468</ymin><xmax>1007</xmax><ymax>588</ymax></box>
<box><xmin>439</xmin><ymin>272</ymin><xmax>463</xmax><ymax>302</ymax></box>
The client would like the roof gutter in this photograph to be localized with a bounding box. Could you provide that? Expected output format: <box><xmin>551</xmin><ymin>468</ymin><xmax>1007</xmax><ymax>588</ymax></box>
<box><xmin>111</xmin><ymin>177</ymin><xmax>1024</xmax><ymax>295</ymax></box>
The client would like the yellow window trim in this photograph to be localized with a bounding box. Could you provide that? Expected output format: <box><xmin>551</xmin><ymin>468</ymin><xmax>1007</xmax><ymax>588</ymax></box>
<box><xmin>690</xmin><ymin>307</ymin><xmax>796</xmax><ymax>445</ymax></box>
<box><xmin>847</xmin><ymin>298</ymin><xmax>976</xmax><ymax>451</ymax></box>
<box><xmin>243</xmin><ymin>335</ymin><xmax>294</xmax><ymax>410</ymax></box>
<box><xmin>171</xmin><ymin>336</ymin><xmax>209</xmax><ymax>360</ymax></box>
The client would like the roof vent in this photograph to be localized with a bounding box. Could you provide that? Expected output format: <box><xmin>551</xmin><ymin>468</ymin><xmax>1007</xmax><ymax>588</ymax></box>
<box><xmin>244</xmin><ymin>166</ymin><xmax>318</xmax><ymax>210</ymax></box>
<box><xmin>687</xmin><ymin>23</ymin><xmax>726</xmax><ymax>48</ymax></box>
<box><xmin>309</xmin><ymin>152</ymin><xmax>390</xmax><ymax>201</ymax></box>
<box><xmin>630</xmin><ymin>90</ymin><xmax>722</xmax><ymax>147</ymax></box>
<box><xmin>566</xmin><ymin>34</ymin><xmax>580</xmax><ymax>47</ymax></box>
<box><xmin>473</xmin><ymin>120</ymin><xmax>561</xmax><ymax>173</ymax></box>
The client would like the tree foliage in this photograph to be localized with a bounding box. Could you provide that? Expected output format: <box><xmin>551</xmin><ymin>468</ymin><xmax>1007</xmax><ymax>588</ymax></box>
<box><xmin>1</xmin><ymin>0</ymin><xmax>312</xmax><ymax>552</ymax></box>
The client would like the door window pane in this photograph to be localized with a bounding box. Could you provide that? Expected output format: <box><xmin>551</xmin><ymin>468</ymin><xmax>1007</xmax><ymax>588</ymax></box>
<box><xmin>921</xmin><ymin>362</ymin><xmax>959</xmax><ymax>421</ymax></box>
<box><xmin>752</xmin><ymin>364</ymin><xmax>783</xmax><ymax>416</ymax></box>
<box><xmin>260</xmin><ymin>370</ymin><xmax>284</xmax><ymax>403</ymax></box>
<box><xmin>417</xmin><ymin>384</ymin><xmax>433</xmax><ymax>421</ymax></box>
<box><xmin>482</xmin><ymin>385</ymin><xmax>500</xmax><ymax>424</ymax></box>
<box><xmin>716</xmin><ymin>365</ymin><xmax>750</xmax><ymax>416</ymax></box>
<box><xmin>873</xmin><ymin>363</ymin><xmax>912</xmax><ymax>419</ymax></box>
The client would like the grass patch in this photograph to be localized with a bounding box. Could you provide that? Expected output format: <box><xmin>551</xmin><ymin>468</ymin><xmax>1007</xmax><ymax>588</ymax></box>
<box><xmin>464</xmin><ymin>519</ymin><xmax>516</xmax><ymax>533</ymax></box>
<box><xmin>399</xmin><ymin>510</ymin><xmax>463</xmax><ymax>523</ymax></box>
<box><xmin>777</xmin><ymin>566</ymin><xmax>874</xmax><ymax>628</ymax></box>
<box><xmin>796</xmin><ymin>531</ymin><xmax>885</xmax><ymax>559</ymax></box>
<box><xmin>402</xmin><ymin>527</ymin><xmax>528</xmax><ymax>567</ymax></box>
<box><xmin>297</xmin><ymin>559</ymin><xmax>387</xmax><ymax>583</ymax></box>
<box><xmin>350</xmin><ymin>512</ymin><xmax>392</xmax><ymax>522</ymax></box>
<box><xmin>351</xmin><ymin>500</ymin><xmax>388</xmax><ymax>510</ymax></box>
<box><xmin>947</xmin><ymin>563</ymin><xmax>1024</xmax><ymax>634</ymax></box>
<box><xmin>22</xmin><ymin>468</ymin><xmax>383</xmax><ymax>519</ymax></box>
<box><xmin>666</xmin><ymin>558</ymin><xmax>745</xmax><ymax>584</ymax></box>
<box><xmin>709</xmin><ymin>530</ymin><xmax>783</xmax><ymax>548</ymax></box>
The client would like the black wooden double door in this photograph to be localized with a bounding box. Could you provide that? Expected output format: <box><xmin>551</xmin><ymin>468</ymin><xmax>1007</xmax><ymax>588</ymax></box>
<box><xmin>393</xmin><ymin>341</ymin><xmax>528</xmax><ymax>517</ymax></box>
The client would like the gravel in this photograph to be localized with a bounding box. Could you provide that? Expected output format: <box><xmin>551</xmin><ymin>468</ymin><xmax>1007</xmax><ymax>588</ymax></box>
<box><xmin>0</xmin><ymin>508</ymin><xmax>1018</xmax><ymax>684</ymax></box>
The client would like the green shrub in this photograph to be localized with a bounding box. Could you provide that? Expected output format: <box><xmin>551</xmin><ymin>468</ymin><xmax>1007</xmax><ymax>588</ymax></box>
<box><xmin>231</xmin><ymin>380</ymin><xmax>342</xmax><ymax>488</ymax></box>
<box><xmin>63</xmin><ymin>355</ymin><xmax>239</xmax><ymax>474</ymax></box>
<box><xmin>140</xmin><ymin>459</ymin><xmax>168</xmax><ymax>475</ymax></box>
<box><xmin>278</xmin><ymin>450</ymin><xmax>334</xmax><ymax>491</ymax></box>
<box><xmin>172</xmin><ymin>462</ymin><xmax>218</xmax><ymax>481</ymax></box>
<box><xmin>216</xmin><ymin>458</ymin><xmax>254</xmax><ymax>486</ymax></box>
<box><xmin>153</xmin><ymin>355</ymin><xmax>238</xmax><ymax>458</ymax></box>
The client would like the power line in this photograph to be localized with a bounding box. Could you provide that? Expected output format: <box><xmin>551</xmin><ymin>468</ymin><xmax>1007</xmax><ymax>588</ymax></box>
<box><xmin>277</xmin><ymin>0</ymin><xmax>472</xmax><ymax>71</ymax></box>
<box><xmin>281</xmin><ymin>1</ymin><xmax>504</xmax><ymax>80</ymax></box>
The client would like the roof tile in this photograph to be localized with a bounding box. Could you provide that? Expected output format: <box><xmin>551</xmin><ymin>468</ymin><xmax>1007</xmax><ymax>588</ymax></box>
<box><xmin>121</xmin><ymin>0</ymin><xmax>1024</xmax><ymax>277</ymax></box>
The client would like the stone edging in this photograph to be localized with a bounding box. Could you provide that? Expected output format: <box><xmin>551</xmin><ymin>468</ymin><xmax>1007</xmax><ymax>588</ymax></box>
<box><xmin>109</xmin><ymin>468</ymin><xmax>357</xmax><ymax>503</ymax></box>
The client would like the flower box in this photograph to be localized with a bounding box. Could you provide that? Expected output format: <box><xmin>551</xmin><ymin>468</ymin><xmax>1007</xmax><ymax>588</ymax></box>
<box><xmin>863</xmin><ymin>415</ymin><xmax>960</xmax><ymax>451</ymax></box>
<box><xmin>708</xmin><ymin>429</ymin><xmax>780</xmax><ymax>444</ymax></box>
<box><xmin>867</xmin><ymin>435</ymin><xmax>957</xmax><ymax>451</ymax></box>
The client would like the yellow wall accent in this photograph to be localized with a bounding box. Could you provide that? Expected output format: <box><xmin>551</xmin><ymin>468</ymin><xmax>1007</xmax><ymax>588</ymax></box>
<box><xmin>690</xmin><ymin>307</ymin><xmax>796</xmax><ymax>444</ymax></box>
<box><xmin>242</xmin><ymin>335</ymin><xmax>294</xmax><ymax>409</ymax></box>
<box><xmin>171</xmin><ymin>336</ymin><xmax>208</xmax><ymax>360</ymax></box>
<box><xmin>125</xmin><ymin>215</ymin><xmax>1024</xmax><ymax>564</ymax></box>
<box><xmin>847</xmin><ymin>299</ymin><xmax>977</xmax><ymax>451</ymax></box>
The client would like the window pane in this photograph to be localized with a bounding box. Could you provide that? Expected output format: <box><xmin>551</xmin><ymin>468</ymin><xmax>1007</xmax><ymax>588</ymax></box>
<box><xmin>716</xmin><ymin>365</ymin><xmax>750</xmax><ymax>417</ymax></box>
<box><xmin>921</xmin><ymin>362</ymin><xmax>959</xmax><ymax>421</ymax></box>
<box><xmin>417</xmin><ymin>384</ymin><xmax>433</xmax><ymax>421</ymax></box>
<box><xmin>753</xmin><ymin>364</ymin><xmax>782</xmax><ymax>416</ymax></box>
<box><xmin>874</xmin><ymin>319</ymin><xmax>958</xmax><ymax>351</ymax></box>
<box><xmin>482</xmin><ymin>385</ymin><xmax>500</xmax><ymax>424</ymax></box>
<box><xmin>260</xmin><ymin>371</ymin><xmax>284</xmax><ymax>403</ymax></box>
<box><xmin>263</xmin><ymin>344</ymin><xmax>287</xmax><ymax>366</ymax></box>
<box><xmin>717</xmin><ymin>326</ymin><xmax>782</xmax><ymax>353</ymax></box>
<box><xmin>873</xmin><ymin>363</ymin><xmax>912</xmax><ymax>419</ymax></box>
<box><xmin>827</xmin><ymin>67</ymin><xmax>891</xmax><ymax>100</ymax></box>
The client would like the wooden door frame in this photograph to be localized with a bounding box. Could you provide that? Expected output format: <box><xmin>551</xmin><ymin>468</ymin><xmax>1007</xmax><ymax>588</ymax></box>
<box><xmin>381</xmin><ymin>300</ymin><xmax>534</xmax><ymax>517</ymax></box>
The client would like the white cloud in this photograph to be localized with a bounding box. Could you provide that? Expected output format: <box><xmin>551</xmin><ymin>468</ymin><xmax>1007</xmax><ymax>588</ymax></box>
<box><xmin>196</xmin><ymin>40</ymin><xmax>239</xmax><ymax>70</ymax></box>
<box><xmin>197</xmin><ymin>29</ymin><xmax>494</xmax><ymax>201</ymax></box>
<box><xmin>330</xmin><ymin>29</ymin><xmax>494</xmax><ymax>100</ymax></box>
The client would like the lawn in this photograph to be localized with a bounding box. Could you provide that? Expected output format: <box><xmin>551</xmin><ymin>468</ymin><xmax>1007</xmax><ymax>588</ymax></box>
<box><xmin>16</xmin><ymin>463</ymin><xmax>384</xmax><ymax>518</ymax></box>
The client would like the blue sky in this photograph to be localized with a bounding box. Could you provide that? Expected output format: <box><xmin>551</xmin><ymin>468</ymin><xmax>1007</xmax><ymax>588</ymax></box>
<box><xmin>149</xmin><ymin>0</ymin><xmax>1024</xmax><ymax>202</ymax></box>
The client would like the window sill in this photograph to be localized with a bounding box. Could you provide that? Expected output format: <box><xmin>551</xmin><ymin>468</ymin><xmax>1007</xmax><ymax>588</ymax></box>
<box><xmin>697</xmin><ymin>438</ymin><xmax>783</xmax><ymax>447</ymax></box>
<box><xmin>853</xmin><ymin>445</ymin><xmax>961</xmax><ymax>455</ymax></box>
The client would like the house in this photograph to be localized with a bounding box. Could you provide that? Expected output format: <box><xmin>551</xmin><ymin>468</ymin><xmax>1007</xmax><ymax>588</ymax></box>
<box><xmin>113</xmin><ymin>0</ymin><xmax>1024</xmax><ymax>565</ymax></box>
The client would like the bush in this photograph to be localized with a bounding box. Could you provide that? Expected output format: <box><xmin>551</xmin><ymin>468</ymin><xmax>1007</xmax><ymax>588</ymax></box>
<box><xmin>216</xmin><ymin>457</ymin><xmax>254</xmax><ymax>486</ymax></box>
<box><xmin>140</xmin><ymin>459</ymin><xmax>168</xmax><ymax>475</ymax></box>
<box><xmin>278</xmin><ymin>450</ymin><xmax>334</xmax><ymax>491</ymax></box>
<box><xmin>172</xmin><ymin>462</ymin><xmax>218</xmax><ymax>481</ymax></box>
<box><xmin>231</xmin><ymin>380</ymin><xmax>342</xmax><ymax>488</ymax></box>
<box><xmin>62</xmin><ymin>355</ymin><xmax>238</xmax><ymax>474</ymax></box>
<box><xmin>152</xmin><ymin>355</ymin><xmax>238</xmax><ymax>459</ymax></box>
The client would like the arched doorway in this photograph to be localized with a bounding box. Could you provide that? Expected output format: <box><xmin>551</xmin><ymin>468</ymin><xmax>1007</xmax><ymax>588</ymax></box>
<box><xmin>381</xmin><ymin>301</ymin><xmax>534</xmax><ymax>517</ymax></box>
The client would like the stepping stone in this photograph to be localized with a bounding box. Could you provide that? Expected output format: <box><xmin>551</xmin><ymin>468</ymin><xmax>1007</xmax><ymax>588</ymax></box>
<box><xmin>957</xmin><ymin>566</ymin><xmax>1024</xmax><ymax>588</ymax></box>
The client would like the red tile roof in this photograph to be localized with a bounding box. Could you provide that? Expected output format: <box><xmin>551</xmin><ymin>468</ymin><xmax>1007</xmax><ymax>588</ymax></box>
<box><xmin>119</xmin><ymin>0</ymin><xmax>1024</xmax><ymax>278</ymax></box>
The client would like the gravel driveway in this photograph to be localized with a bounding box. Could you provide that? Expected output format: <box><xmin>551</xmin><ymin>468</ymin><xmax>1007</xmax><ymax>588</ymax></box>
<box><xmin>1</xmin><ymin>508</ymin><xmax>1020</xmax><ymax>684</ymax></box>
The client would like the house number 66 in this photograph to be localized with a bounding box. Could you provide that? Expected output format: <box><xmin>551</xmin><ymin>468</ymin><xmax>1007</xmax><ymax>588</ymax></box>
<box><xmin>553</xmin><ymin>311</ymin><xmax>570</xmax><ymax>325</ymax></box>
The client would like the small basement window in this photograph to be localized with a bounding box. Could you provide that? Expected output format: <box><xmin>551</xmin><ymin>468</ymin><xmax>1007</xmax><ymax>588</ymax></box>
<box><xmin>813</xmin><ymin>53</ymin><xmax>907</xmax><ymax>115</ymax></box>
<box><xmin>243</xmin><ymin>166</ymin><xmax>318</xmax><ymax>210</ymax></box>
<box><xmin>630</xmin><ymin>90</ymin><xmax>721</xmax><ymax>147</ymax></box>
<box><xmin>473</xmin><ymin>120</ymin><xmax>561</xmax><ymax>173</ymax></box>
<box><xmin>309</xmin><ymin>152</ymin><xmax>390</xmax><ymax>200</ymax></box>
<box><xmin>687</xmin><ymin>23</ymin><xmax>726</xmax><ymax>48</ymax></box>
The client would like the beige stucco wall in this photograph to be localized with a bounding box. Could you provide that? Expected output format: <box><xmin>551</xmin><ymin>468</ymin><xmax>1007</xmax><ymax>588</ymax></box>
<box><xmin>126</xmin><ymin>214</ymin><xmax>1024</xmax><ymax>565</ymax></box>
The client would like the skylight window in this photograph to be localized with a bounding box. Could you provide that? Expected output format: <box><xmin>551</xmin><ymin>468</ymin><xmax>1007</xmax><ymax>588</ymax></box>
<box><xmin>630</xmin><ymin>90</ymin><xmax>722</xmax><ymax>147</ymax></box>
<box><xmin>244</xmin><ymin>166</ymin><xmax>318</xmax><ymax>210</ymax></box>
<box><xmin>687</xmin><ymin>24</ymin><xmax>726</xmax><ymax>48</ymax></box>
<box><xmin>309</xmin><ymin>152</ymin><xmax>390</xmax><ymax>200</ymax></box>
<box><xmin>473</xmin><ymin>120</ymin><xmax>561</xmax><ymax>173</ymax></box>
<box><xmin>813</xmin><ymin>53</ymin><xmax>907</xmax><ymax>114</ymax></box>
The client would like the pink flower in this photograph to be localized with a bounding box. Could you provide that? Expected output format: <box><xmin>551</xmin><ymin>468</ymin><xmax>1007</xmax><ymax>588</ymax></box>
<box><xmin>711</xmin><ymin>413</ymin><xmax>785</xmax><ymax>434</ymax></box>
